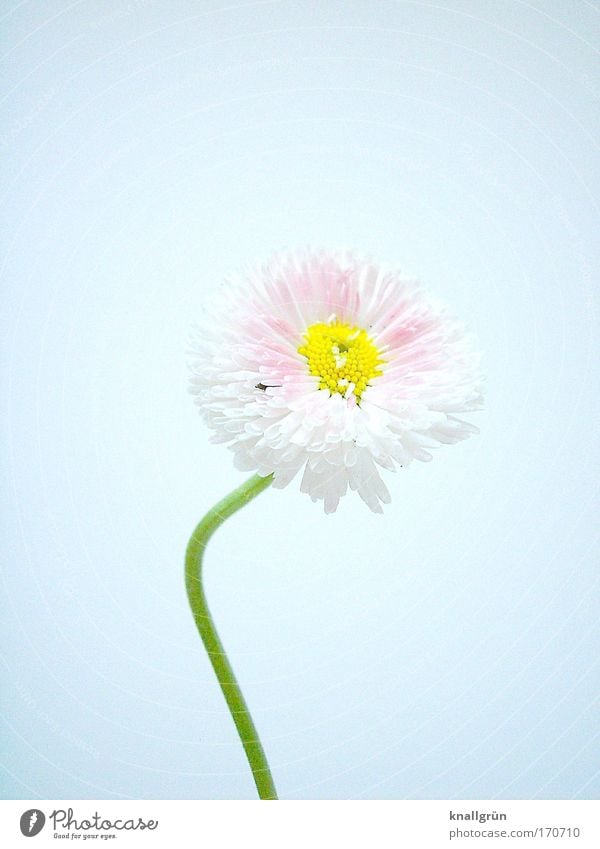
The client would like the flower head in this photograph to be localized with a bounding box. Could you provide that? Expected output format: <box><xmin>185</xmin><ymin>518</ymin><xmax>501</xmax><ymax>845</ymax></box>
<box><xmin>189</xmin><ymin>250</ymin><xmax>482</xmax><ymax>513</ymax></box>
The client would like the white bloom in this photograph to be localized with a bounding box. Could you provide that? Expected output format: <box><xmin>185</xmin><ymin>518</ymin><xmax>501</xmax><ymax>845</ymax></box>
<box><xmin>189</xmin><ymin>250</ymin><xmax>482</xmax><ymax>513</ymax></box>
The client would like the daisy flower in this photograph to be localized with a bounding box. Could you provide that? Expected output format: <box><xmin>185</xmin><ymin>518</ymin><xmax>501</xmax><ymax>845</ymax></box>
<box><xmin>189</xmin><ymin>249</ymin><xmax>482</xmax><ymax>514</ymax></box>
<box><xmin>185</xmin><ymin>248</ymin><xmax>483</xmax><ymax>800</ymax></box>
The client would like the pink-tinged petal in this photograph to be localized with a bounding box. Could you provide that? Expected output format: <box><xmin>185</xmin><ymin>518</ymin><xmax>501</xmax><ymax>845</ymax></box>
<box><xmin>189</xmin><ymin>249</ymin><xmax>482</xmax><ymax>512</ymax></box>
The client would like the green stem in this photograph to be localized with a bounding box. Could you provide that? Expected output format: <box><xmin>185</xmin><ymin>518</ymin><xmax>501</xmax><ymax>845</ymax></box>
<box><xmin>185</xmin><ymin>473</ymin><xmax>278</xmax><ymax>800</ymax></box>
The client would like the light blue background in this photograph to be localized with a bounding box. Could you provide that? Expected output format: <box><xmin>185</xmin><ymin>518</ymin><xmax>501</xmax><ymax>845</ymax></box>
<box><xmin>1</xmin><ymin>1</ymin><xmax>598</xmax><ymax>800</ymax></box>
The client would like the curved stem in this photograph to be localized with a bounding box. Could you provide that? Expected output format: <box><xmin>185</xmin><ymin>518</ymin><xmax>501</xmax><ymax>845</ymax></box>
<box><xmin>185</xmin><ymin>473</ymin><xmax>277</xmax><ymax>800</ymax></box>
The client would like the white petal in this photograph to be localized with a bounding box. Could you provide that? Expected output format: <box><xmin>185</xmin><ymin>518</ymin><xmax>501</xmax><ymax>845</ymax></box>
<box><xmin>189</xmin><ymin>249</ymin><xmax>482</xmax><ymax>512</ymax></box>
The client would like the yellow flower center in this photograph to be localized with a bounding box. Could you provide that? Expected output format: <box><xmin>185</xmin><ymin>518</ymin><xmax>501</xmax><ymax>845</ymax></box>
<box><xmin>297</xmin><ymin>319</ymin><xmax>384</xmax><ymax>401</ymax></box>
